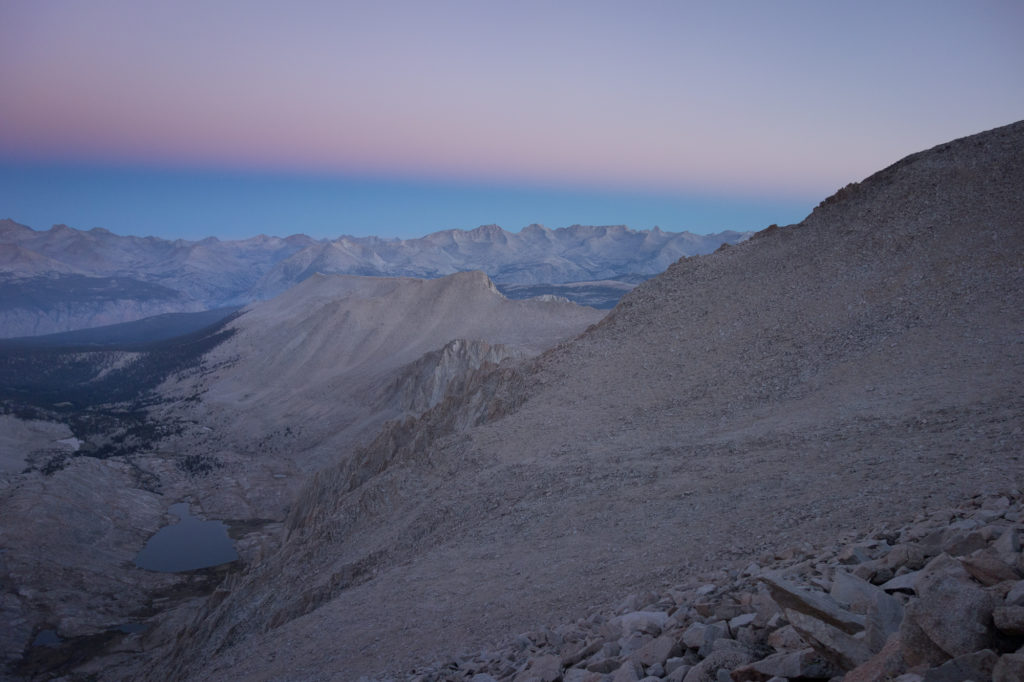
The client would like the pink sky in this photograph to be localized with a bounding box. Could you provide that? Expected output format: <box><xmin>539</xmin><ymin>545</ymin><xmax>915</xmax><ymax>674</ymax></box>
<box><xmin>2</xmin><ymin>0</ymin><xmax>1023</xmax><ymax>200</ymax></box>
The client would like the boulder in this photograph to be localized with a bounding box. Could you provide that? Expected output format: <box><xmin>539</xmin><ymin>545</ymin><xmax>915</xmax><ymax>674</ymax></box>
<box><xmin>831</xmin><ymin>570</ymin><xmax>887</xmax><ymax>613</ymax></box>
<box><xmin>992</xmin><ymin>528</ymin><xmax>1021</xmax><ymax>564</ymax></box>
<box><xmin>961</xmin><ymin>550</ymin><xmax>1021</xmax><ymax>586</ymax></box>
<box><xmin>665</xmin><ymin>663</ymin><xmax>693</xmax><ymax>682</ymax></box>
<box><xmin>866</xmin><ymin>584</ymin><xmax>906</xmax><ymax>653</ymax></box>
<box><xmin>785</xmin><ymin>608</ymin><xmax>873</xmax><ymax>670</ymax></box>
<box><xmin>682</xmin><ymin>622</ymin><xmax>707</xmax><ymax>649</ymax></box>
<box><xmin>682</xmin><ymin>648</ymin><xmax>754</xmax><ymax>682</ymax></box>
<box><xmin>561</xmin><ymin>639</ymin><xmax>603</xmax><ymax>668</ymax></box>
<box><xmin>907</xmin><ymin>571</ymin><xmax>1000</xmax><ymax>657</ymax></box>
<box><xmin>942</xmin><ymin>530</ymin><xmax>988</xmax><ymax>557</ymax></box>
<box><xmin>760</xmin><ymin>573</ymin><xmax>864</xmax><ymax>634</ymax></box>
<box><xmin>730</xmin><ymin>648</ymin><xmax>839</xmax><ymax>681</ymax></box>
<box><xmin>514</xmin><ymin>654</ymin><xmax>562</xmax><ymax>682</ymax></box>
<box><xmin>631</xmin><ymin>635</ymin><xmax>682</xmax><ymax>667</ymax></box>
<box><xmin>766</xmin><ymin>624</ymin><xmax>807</xmax><ymax>652</ymax></box>
<box><xmin>610</xmin><ymin>660</ymin><xmax>643</xmax><ymax>682</ymax></box>
<box><xmin>611</xmin><ymin>611</ymin><xmax>669</xmax><ymax>638</ymax></box>
<box><xmin>699</xmin><ymin>623</ymin><xmax>727</xmax><ymax>658</ymax></box>
<box><xmin>1005</xmin><ymin>580</ymin><xmax>1024</xmax><ymax>606</ymax></box>
<box><xmin>898</xmin><ymin>611</ymin><xmax>952</xmax><ymax>669</ymax></box>
<box><xmin>920</xmin><ymin>649</ymin><xmax>998</xmax><ymax>682</ymax></box>
<box><xmin>992</xmin><ymin>605</ymin><xmax>1024</xmax><ymax>636</ymax></box>
<box><xmin>843</xmin><ymin>633</ymin><xmax>907</xmax><ymax>682</ymax></box>
<box><xmin>993</xmin><ymin>652</ymin><xmax>1024</xmax><ymax>682</ymax></box>
<box><xmin>563</xmin><ymin>670</ymin><xmax>603</xmax><ymax>682</ymax></box>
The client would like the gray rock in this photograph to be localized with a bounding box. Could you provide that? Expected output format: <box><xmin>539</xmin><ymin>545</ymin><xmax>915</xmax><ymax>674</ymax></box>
<box><xmin>992</xmin><ymin>527</ymin><xmax>1021</xmax><ymax>562</ymax></box>
<box><xmin>880</xmin><ymin>571</ymin><xmax>921</xmax><ymax>595</ymax></box>
<box><xmin>631</xmin><ymin>635</ymin><xmax>682</xmax><ymax>667</ymax></box>
<box><xmin>961</xmin><ymin>550</ymin><xmax>1021</xmax><ymax>586</ymax></box>
<box><xmin>993</xmin><ymin>605</ymin><xmax>1024</xmax><ymax>636</ymax></box>
<box><xmin>514</xmin><ymin>654</ymin><xmax>562</xmax><ymax>682</ymax></box>
<box><xmin>665</xmin><ymin>663</ymin><xmax>693</xmax><ymax>682</ymax></box>
<box><xmin>838</xmin><ymin>545</ymin><xmax>873</xmax><ymax>565</ymax></box>
<box><xmin>586</xmin><ymin>657</ymin><xmax>621</xmax><ymax>674</ymax></box>
<box><xmin>766</xmin><ymin>624</ymin><xmax>807</xmax><ymax>652</ymax></box>
<box><xmin>994</xmin><ymin>652</ymin><xmax>1024</xmax><ymax>682</ymax></box>
<box><xmin>785</xmin><ymin>608</ymin><xmax>872</xmax><ymax>670</ymax></box>
<box><xmin>562</xmin><ymin>670</ymin><xmax>598</xmax><ymax>682</ymax></box>
<box><xmin>908</xmin><ymin>571</ymin><xmax>1000</xmax><ymax>657</ymax></box>
<box><xmin>942</xmin><ymin>530</ymin><xmax>988</xmax><ymax>557</ymax></box>
<box><xmin>698</xmin><ymin>624</ymin><xmax>727</xmax><ymax>658</ymax></box>
<box><xmin>866</xmin><ymin>583</ymin><xmax>906</xmax><ymax>654</ymax></box>
<box><xmin>898</xmin><ymin>611</ymin><xmax>952</xmax><ymax>669</ymax></box>
<box><xmin>610</xmin><ymin>660</ymin><xmax>643</xmax><ymax>682</ymax></box>
<box><xmin>920</xmin><ymin>648</ymin><xmax>997</xmax><ymax>682</ymax></box>
<box><xmin>831</xmin><ymin>570</ymin><xmax>886</xmax><ymax>613</ymax></box>
<box><xmin>844</xmin><ymin>633</ymin><xmax>908</xmax><ymax>682</ymax></box>
<box><xmin>1005</xmin><ymin>580</ymin><xmax>1024</xmax><ymax>606</ymax></box>
<box><xmin>730</xmin><ymin>648</ymin><xmax>840</xmax><ymax>681</ymax></box>
<box><xmin>681</xmin><ymin>648</ymin><xmax>754</xmax><ymax>682</ymax></box>
<box><xmin>881</xmin><ymin>544</ymin><xmax>928</xmax><ymax>572</ymax></box>
<box><xmin>710</xmin><ymin>639</ymin><xmax>750</xmax><ymax>655</ymax></box>
<box><xmin>611</xmin><ymin>611</ymin><xmax>669</xmax><ymax>637</ymax></box>
<box><xmin>681</xmin><ymin>622</ymin><xmax>707</xmax><ymax>649</ymax></box>
<box><xmin>727</xmin><ymin>613</ymin><xmax>756</xmax><ymax>632</ymax></box>
<box><xmin>561</xmin><ymin>639</ymin><xmax>603</xmax><ymax>668</ymax></box>
<box><xmin>620</xmin><ymin>632</ymin><xmax>654</xmax><ymax>656</ymax></box>
<box><xmin>760</xmin><ymin>573</ymin><xmax>865</xmax><ymax>634</ymax></box>
<box><xmin>665</xmin><ymin>656</ymin><xmax>688</xmax><ymax>674</ymax></box>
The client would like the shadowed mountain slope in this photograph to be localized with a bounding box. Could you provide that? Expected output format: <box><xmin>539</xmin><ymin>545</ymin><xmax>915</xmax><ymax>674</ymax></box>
<box><xmin>158</xmin><ymin>121</ymin><xmax>1024</xmax><ymax>681</ymax></box>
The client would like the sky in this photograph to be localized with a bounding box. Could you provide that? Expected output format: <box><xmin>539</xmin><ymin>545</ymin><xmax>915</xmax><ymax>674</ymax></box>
<box><xmin>1</xmin><ymin>0</ymin><xmax>1022</xmax><ymax>241</ymax></box>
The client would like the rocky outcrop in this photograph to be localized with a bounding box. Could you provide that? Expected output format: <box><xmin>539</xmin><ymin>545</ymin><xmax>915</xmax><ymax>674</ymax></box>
<box><xmin>395</xmin><ymin>492</ymin><xmax>1024</xmax><ymax>682</ymax></box>
<box><xmin>375</xmin><ymin>338</ymin><xmax>527</xmax><ymax>417</ymax></box>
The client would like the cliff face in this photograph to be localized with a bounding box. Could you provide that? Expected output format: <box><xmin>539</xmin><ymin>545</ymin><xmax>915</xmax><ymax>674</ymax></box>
<box><xmin>155</xmin><ymin>122</ymin><xmax>1024</xmax><ymax>680</ymax></box>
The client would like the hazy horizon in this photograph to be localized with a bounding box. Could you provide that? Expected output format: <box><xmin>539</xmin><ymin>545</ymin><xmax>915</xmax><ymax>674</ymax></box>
<box><xmin>2</xmin><ymin>1</ymin><xmax>1022</xmax><ymax>240</ymax></box>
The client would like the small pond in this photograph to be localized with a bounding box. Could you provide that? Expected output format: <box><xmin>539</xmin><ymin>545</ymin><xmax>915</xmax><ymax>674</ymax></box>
<box><xmin>134</xmin><ymin>502</ymin><xmax>238</xmax><ymax>572</ymax></box>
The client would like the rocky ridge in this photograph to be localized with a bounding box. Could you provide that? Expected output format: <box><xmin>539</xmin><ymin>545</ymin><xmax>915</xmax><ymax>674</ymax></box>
<box><xmin>391</xmin><ymin>491</ymin><xmax>1024</xmax><ymax>682</ymax></box>
<box><xmin>0</xmin><ymin>222</ymin><xmax>747</xmax><ymax>337</ymax></box>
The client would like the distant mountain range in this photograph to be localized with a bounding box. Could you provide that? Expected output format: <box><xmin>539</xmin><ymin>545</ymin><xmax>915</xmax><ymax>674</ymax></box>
<box><xmin>0</xmin><ymin>221</ymin><xmax>750</xmax><ymax>337</ymax></box>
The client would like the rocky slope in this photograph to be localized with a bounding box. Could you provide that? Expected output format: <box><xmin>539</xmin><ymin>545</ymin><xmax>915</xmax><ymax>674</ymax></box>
<box><xmin>0</xmin><ymin>271</ymin><xmax>602</xmax><ymax>679</ymax></box>
<box><xmin>399</xmin><ymin>491</ymin><xmax>1024</xmax><ymax>682</ymax></box>
<box><xmin>0</xmin><ymin>222</ymin><xmax>746</xmax><ymax>337</ymax></box>
<box><xmin>141</xmin><ymin>120</ymin><xmax>1024</xmax><ymax>681</ymax></box>
<box><xmin>156</xmin><ymin>270</ymin><xmax>605</xmax><ymax>475</ymax></box>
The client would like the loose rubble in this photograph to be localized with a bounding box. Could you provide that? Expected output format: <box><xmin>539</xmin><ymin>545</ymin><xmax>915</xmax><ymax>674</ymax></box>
<box><xmin>389</xmin><ymin>492</ymin><xmax>1024</xmax><ymax>682</ymax></box>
